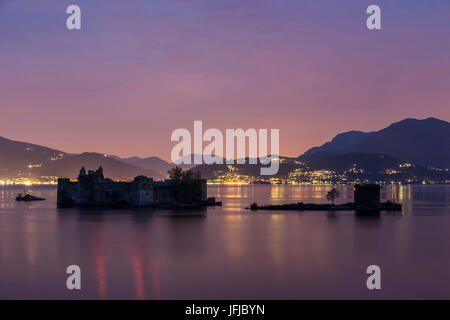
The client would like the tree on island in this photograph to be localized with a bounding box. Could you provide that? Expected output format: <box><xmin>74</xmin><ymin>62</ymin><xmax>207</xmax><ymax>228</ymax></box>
<box><xmin>168</xmin><ymin>166</ymin><xmax>202</xmax><ymax>182</ymax></box>
<box><xmin>168</xmin><ymin>166</ymin><xmax>204</xmax><ymax>203</ymax></box>
<box><xmin>326</xmin><ymin>188</ymin><xmax>340</xmax><ymax>205</ymax></box>
<box><xmin>168</xmin><ymin>166</ymin><xmax>183</xmax><ymax>181</ymax></box>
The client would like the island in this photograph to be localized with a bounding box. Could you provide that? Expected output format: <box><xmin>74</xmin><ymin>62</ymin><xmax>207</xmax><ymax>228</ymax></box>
<box><xmin>247</xmin><ymin>184</ymin><xmax>402</xmax><ymax>213</ymax></box>
<box><xmin>57</xmin><ymin>166</ymin><xmax>221</xmax><ymax>208</ymax></box>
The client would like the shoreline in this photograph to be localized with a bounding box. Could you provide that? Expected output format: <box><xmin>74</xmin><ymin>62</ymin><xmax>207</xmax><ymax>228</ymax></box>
<box><xmin>247</xmin><ymin>201</ymin><xmax>402</xmax><ymax>212</ymax></box>
<box><xmin>2</xmin><ymin>182</ymin><xmax>449</xmax><ymax>187</ymax></box>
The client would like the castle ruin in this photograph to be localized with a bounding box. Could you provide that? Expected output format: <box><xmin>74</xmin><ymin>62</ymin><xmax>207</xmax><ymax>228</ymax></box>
<box><xmin>57</xmin><ymin>167</ymin><xmax>207</xmax><ymax>207</ymax></box>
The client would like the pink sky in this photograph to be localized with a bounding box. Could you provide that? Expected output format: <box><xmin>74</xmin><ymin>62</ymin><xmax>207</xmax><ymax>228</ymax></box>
<box><xmin>0</xmin><ymin>0</ymin><xmax>449</xmax><ymax>161</ymax></box>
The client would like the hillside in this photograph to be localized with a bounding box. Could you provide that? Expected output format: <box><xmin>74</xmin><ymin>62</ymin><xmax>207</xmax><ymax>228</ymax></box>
<box><xmin>0</xmin><ymin>137</ymin><xmax>162</xmax><ymax>180</ymax></box>
<box><xmin>300</xmin><ymin>118</ymin><xmax>450</xmax><ymax>169</ymax></box>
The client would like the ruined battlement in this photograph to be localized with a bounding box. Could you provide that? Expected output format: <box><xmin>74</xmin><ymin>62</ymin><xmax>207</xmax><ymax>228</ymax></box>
<box><xmin>57</xmin><ymin>167</ymin><xmax>207</xmax><ymax>207</ymax></box>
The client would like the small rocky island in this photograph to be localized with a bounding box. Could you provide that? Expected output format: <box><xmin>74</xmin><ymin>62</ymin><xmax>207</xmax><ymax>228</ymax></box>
<box><xmin>16</xmin><ymin>192</ymin><xmax>46</xmax><ymax>202</ymax></box>
<box><xmin>248</xmin><ymin>184</ymin><xmax>402</xmax><ymax>213</ymax></box>
<box><xmin>57</xmin><ymin>166</ymin><xmax>221</xmax><ymax>208</ymax></box>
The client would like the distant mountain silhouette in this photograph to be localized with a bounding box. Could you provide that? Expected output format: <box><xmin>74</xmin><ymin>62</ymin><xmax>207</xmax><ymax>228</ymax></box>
<box><xmin>172</xmin><ymin>154</ymin><xmax>226</xmax><ymax>170</ymax></box>
<box><xmin>192</xmin><ymin>152</ymin><xmax>449</xmax><ymax>183</ymax></box>
<box><xmin>303</xmin><ymin>152</ymin><xmax>401</xmax><ymax>171</ymax></box>
<box><xmin>302</xmin><ymin>131</ymin><xmax>375</xmax><ymax>156</ymax></box>
<box><xmin>111</xmin><ymin>154</ymin><xmax>203</xmax><ymax>175</ymax></box>
<box><xmin>41</xmin><ymin>153</ymin><xmax>162</xmax><ymax>180</ymax></box>
<box><xmin>192</xmin><ymin>156</ymin><xmax>300</xmax><ymax>179</ymax></box>
<box><xmin>300</xmin><ymin>118</ymin><xmax>450</xmax><ymax>169</ymax></box>
<box><xmin>110</xmin><ymin>155</ymin><xmax>173</xmax><ymax>176</ymax></box>
<box><xmin>0</xmin><ymin>136</ymin><xmax>68</xmax><ymax>178</ymax></box>
<box><xmin>0</xmin><ymin>136</ymin><xmax>162</xmax><ymax>180</ymax></box>
<box><xmin>192</xmin><ymin>153</ymin><xmax>403</xmax><ymax>179</ymax></box>
<box><xmin>1</xmin><ymin>117</ymin><xmax>449</xmax><ymax>181</ymax></box>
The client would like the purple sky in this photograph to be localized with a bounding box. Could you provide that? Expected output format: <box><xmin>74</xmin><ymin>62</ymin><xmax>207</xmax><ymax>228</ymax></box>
<box><xmin>1</xmin><ymin>0</ymin><xmax>449</xmax><ymax>161</ymax></box>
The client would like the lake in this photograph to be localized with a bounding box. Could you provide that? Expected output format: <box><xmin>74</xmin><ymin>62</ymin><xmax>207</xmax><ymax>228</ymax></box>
<box><xmin>0</xmin><ymin>184</ymin><xmax>449</xmax><ymax>299</ymax></box>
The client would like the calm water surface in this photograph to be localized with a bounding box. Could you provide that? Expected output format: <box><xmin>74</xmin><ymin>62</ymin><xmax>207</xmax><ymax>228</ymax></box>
<box><xmin>1</xmin><ymin>184</ymin><xmax>449</xmax><ymax>299</ymax></box>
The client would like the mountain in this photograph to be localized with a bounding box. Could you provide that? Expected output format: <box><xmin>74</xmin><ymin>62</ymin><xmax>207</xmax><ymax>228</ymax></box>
<box><xmin>302</xmin><ymin>131</ymin><xmax>375</xmax><ymax>156</ymax></box>
<box><xmin>172</xmin><ymin>154</ymin><xmax>219</xmax><ymax>170</ymax></box>
<box><xmin>1</xmin><ymin>117</ymin><xmax>449</xmax><ymax>182</ymax></box>
<box><xmin>111</xmin><ymin>154</ymin><xmax>204</xmax><ymax>175</ymax></box>
<box><xmin>0</xmin><ymin>136</ymin><xmax>162</xmax><ymax>180</ymax></box>
<box><xmin>111</xmin><ymin>156</ymin><xmax>173</xmax><ymax>176</ymax></box>
<box><xmin>0</xmin><ymin>136</ymin><xmax>68</xmax><ymax>178</ymax></box>
<box><xmin>303</xmin><ymin>152</ymin><xmax>401</xmax><ymax>172</ymax></box>
<box><xmin>300</xmin><ymin>118</ymin><xmax>450</xmax><ymax>169</ymax></box>
<box><xmin>192</xmin><ymin>156</ymin><xmax>302</xmax><ymax>180</ymax></box>
<box><xmin>39</xmin><ymin>153</ymin><xmax>163</xmax><ymax>180</ymax></box>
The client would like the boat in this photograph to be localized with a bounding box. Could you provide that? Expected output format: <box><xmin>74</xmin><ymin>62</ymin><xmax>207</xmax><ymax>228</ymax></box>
<box><xmin>16</xmin><ymin>192</ymin><xmax>46</xmax><ymax>202</ymax></box>
<box><xmin>204</xmin><ymin>197</ymin><xmax>222</xmax><ymax>206</ymax></box>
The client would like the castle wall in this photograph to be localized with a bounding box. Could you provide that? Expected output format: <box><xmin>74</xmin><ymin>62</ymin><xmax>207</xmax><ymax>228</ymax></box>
<box><xmin>57</xmin><ymin>167</ymin><xmax>206</xmax><ymax>207</ymax></box>
<box><xmin>57</xmin><ymin>178</ymin><xmax>77</xmax><ymax>205</ymax></box>
<box><xmin>354</xmin><ymin>184</ymin><xmax>381</xmax><ymax>209</ymax></box>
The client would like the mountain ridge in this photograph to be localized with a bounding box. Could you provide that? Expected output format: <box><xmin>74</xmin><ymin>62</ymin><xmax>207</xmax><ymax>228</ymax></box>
<box><xmin>300</xmin><ymin>117</ymin><xmax>450</xmax><ymax>169</ymax></box>
<box><xmin>0</xmin><ymin>136</ymin><xmax>163</xmax><ymax>180</ymax></box>
<box><xmin>1</xmin><ymin>117</ymin><xmax>449</xmax><ymax>181</ymax></box>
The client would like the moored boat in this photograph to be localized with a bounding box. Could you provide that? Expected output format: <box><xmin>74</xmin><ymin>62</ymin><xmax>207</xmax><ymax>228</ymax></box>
<box><xmin>16</xmin><ymin>192</ymin><xmax>46</xmax><ymax>202</ymax></box>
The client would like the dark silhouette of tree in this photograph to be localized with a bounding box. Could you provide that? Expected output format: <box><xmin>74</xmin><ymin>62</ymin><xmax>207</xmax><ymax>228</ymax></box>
<box><xmin>168</xmin><ymin>166</ymin><xmax>183</xmax><ymax>181</ymax></box>
<box><xmin>326</xmin><ymin>188</ymin><xmax>339</xmax><ymax>205</ymax></box>
<box><xmin>167</xmin><ymin>167</ymin><xmax>205</xmax><ymax>203</ymax></box>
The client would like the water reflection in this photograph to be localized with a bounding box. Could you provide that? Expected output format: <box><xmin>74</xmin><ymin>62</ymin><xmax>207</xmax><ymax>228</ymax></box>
<box><xmin>222</xmin><ymin>214</ymin><xmax>247</xmax><ymax>259</ymax></box>
<box><xmin>0</xmin><ymin>185</ymin><xmax>450</xmax><ymax>299</ymax></box>
<box><xmin>92</xmin><ymin>223</ymin><xmax>107</xmax><ymax>299</ymax></box>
